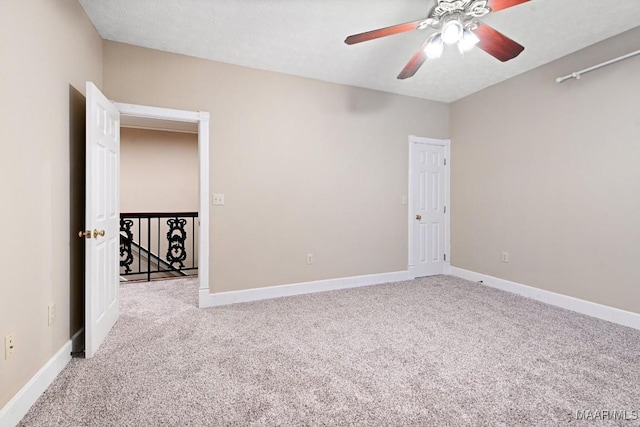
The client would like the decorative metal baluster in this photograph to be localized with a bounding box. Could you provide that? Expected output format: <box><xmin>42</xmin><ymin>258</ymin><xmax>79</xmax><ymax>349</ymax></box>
<box><xmin>119</xmin><ymin>218</ymin><xmax>134</xmax><ymax>273</ymax></box>
<box><xmin>166</xmin><ymin>217</ymin><xmax>188</xmax><ymax>270</ymax></box>
<box><xmin>120</xmin><ymin>212</ymin><xmax>198</xmax><ymax>281</ymax></box>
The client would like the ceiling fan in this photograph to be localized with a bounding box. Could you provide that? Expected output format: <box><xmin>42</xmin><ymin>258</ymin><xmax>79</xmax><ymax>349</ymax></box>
<box><xmin>345</xmin><ymin>0</ymin><xmax>529</xmax><ymax>79</ymax></box>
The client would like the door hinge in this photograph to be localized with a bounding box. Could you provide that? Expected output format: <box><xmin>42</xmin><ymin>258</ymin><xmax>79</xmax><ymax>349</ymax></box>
<box><xmin>444</xmin><ymin>158</ymin><xmax>447</xmax><ymax>166</ymax></box>
<box><xmin>444</xmin><ymin>206</ymin><xmax>446</xmax><ymax>214</ymax></box>
<box><xmin>444</xmin><ymin>254</ymin><xmax>447</xmax><ymax>261</ymax></box>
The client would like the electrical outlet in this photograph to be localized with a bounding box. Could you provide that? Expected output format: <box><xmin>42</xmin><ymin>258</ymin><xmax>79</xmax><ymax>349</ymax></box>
<box><xmin>5</xmin><ymin>332</ymin><xmax>15</xmax><ymax>360</ymax></box>
<box><xmin>48</xmin><ymin>303</ymin><xmax>56</xmax><ymax>326</ymax></box>
<box><xmin>306</xmin><ymin>253</ymin><xmax>313</xmax><ymax>265</ymax></box>
<box><xmin>212</xmin><ymin>194</ymin><xmax>225</xmax><ymax>205</ymax></box>
<box><xmin>501</xmin><ymin>251</ymin><xmax>509</xmax><ymax>263</ymax></box>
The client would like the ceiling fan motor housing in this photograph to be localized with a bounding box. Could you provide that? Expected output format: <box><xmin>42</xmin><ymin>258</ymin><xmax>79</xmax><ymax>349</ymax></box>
<box><xmin>427</xmin><ymin>0</ymin><xmax>491</xmax><ymax>30</ymax></box>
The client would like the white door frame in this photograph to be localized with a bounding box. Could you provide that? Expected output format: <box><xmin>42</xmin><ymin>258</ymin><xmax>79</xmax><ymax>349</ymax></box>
<box><xmin>407</xmin><ymin>135</ymin><xmax>451</xmax><ymax>279</ymax></box>
<box><xmin>113</xmin><ymin>102</ymin><xmax>210</xmax><ymax>306</ymax></box>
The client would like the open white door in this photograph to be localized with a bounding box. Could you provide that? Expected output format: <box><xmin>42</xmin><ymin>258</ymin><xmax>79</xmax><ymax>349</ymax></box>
<box><xmin>84</xmin><ymin>82</ymin><xmax>120</xmax><ymax>358</ymax></box>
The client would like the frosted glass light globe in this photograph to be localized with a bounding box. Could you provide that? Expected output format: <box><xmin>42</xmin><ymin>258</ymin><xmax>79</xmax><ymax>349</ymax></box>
<box><xmin>441</xmin><ymin>20</ymin><xmax>463</xmax><ymax>45</ymax></box>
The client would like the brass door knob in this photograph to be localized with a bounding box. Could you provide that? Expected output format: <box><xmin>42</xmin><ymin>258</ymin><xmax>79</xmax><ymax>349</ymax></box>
<box><xmin>78</xmin><ymin>230</ymin><xmax>91</xmax><ymax>238</ymax></box>
<box><xmin>93</xmin><ymin>229</ymin><xmax>106</xmax><ymax>239</ymax></box>
<box><xmin>415</xmin><ymin>215</ymin><xmax>422</xmax><ymax>220</ymax></box>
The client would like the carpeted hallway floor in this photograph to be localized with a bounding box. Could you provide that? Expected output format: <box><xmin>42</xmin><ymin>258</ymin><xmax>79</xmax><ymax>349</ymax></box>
<box><xmin>19</xmin><ymin>276</ymin><xmax>640</xmax><ymax>426</ymax></box>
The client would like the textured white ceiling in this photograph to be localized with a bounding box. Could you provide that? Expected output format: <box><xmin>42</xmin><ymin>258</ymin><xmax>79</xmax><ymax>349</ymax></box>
<box><xmin>79</xmin><ymin>0</ymin><xmax>640</xmax><ymax>103</ymax></box>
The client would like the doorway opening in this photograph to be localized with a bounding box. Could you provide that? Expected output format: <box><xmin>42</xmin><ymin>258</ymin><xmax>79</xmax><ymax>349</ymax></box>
<box><xmin>114</xmin><ymin>102</ymin><xmax>209</xmax><ymax>304</ymax></box>
<box><xmin>119</xmin><ymin>125</ymin><xmax>200</xmax><ymax>282</ymax></box>
<box><xmin>73</xmin><ymin>90</ymin><xmax>211</xmax><ymax>358</ymax></box>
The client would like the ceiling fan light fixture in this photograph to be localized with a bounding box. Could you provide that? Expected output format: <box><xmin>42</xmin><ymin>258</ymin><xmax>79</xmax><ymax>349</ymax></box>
<box><xmin>424</xmin><ymin>33</ymin><xmax>444</xmax><ymax>59</ymax></box>
<box><xmin>345</xmin><ymin>0</ymin><xmax>529</xmax><ymax>79</ymax></box>
<box><xmin>458</xmin><ymin>29</ymin><xmax>480</xmax><ymax>53</ymax></box>
<box><xmin>441</xmin><ymin>19</ymin><xmax>463</xmax><ymax>45</ymax></box>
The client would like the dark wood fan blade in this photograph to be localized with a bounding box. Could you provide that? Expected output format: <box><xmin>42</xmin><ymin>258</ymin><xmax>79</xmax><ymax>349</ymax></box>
<box><xmin>345</xmin><ymin>20</ymin><xmax>424</xmax><ymax>45</ymax></box>
<box><xmin>397</xmin><ymin>38</ymin><xmax>432</xmax><ymax>79</ymax></box>
<box><xmin>475</xmin><ymin>22</ymin><xmax>524</xmax><ymax>62</ymax></box>
<box><xmin>487</xmin><ymin>0</ymin><xmax>530</xmax><ymax>12</ymax></box>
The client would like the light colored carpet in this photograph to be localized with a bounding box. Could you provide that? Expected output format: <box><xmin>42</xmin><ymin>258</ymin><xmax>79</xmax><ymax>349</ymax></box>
<box><xmin>19</xmin><ymin>276</ymin><xmax>640</xmax><ymax>426</ymax></box>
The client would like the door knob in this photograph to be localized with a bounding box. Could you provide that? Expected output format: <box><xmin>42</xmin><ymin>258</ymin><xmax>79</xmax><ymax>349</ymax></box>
<box><xmin>93</xmin><ymin>229</ymin><xmax>106</xmax><ymax>239</ymax></box>
<box><xmin>78</xmin><ymin>230</ymin><xmax>91</xmax><ymax>239</ymax></box>
<box><xmin>415</xmin><ymin>215</ymin><xmax>422</xmax><ymax>220</ymax></box>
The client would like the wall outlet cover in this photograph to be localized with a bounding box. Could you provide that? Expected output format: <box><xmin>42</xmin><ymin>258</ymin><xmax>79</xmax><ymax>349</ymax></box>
<box><xmin>48</xmin><ymin>303</ymin><xmax>56</xmax><ymax>326</ymax></box>
<box><xmin>212</xmin><ymin>194</ymin><xmax>225</xmax><ymax>205</ymax></box>
<box><xmin>5</xmin><ymin>332</ymin><xmax>15</xmax><ymax>359</ymax></box>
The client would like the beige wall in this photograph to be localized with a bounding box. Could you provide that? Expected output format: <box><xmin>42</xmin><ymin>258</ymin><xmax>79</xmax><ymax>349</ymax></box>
<box><xmin>0</xmin><ymin>0</ymin><xmax>103</xmax><ymax>409</ymax></box>
<box><xmin>103</xmin><ymin>42</ymin><xmax>449</xmax><ymax>293</ymax></box>
<box><xmin>120</xmin><ymin>128</ymin><xmax>198</xmax><ymax>212</ymax></box>
<box><xmin>450</xmin><ymin>27</ymin><xmax>640</xmax><ymax>314</ymax></box>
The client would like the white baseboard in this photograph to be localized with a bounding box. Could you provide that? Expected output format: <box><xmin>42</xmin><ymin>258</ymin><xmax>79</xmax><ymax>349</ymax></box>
<box><xmin>199</xmin><ymin>270</ymin><xmax>410</xmax><ymax>308</ymax></box>
<box><xmin>0</xmin><ymin>340</ymin><xmax>72</xmax><ymax>427</ymax></box>
<box><xmin>450</xmin><ymin>266</ymin><xmax>640</xmax><ymax>331</ymax></box>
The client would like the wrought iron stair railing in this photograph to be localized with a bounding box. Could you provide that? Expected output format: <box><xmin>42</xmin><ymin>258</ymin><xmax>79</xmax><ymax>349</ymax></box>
<box><xmin>120</xmin><ymin>212</ymin><xmax>199</xmax><ymax>282</ymax></box>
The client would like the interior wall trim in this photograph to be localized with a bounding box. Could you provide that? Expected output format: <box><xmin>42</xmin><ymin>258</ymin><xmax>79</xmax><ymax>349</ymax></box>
<box><xmin>450</xmin><ymin>267</ymin><xmax>640</xmax><ymax>331</ymax></box>
<box><xmin>0</xmin><ymin>340</ymin><xmax>72</xmax><ymax>427</ymax></box>
<box><xmin>199</xmin><ymin>271</ymin><xmax>411</xmax><ymax>308</ymax></box>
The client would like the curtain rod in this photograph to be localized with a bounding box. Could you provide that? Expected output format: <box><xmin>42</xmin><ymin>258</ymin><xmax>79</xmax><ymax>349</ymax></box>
<box><xmin>556</xmin><ymin>49</ymin><xmax>640</xmax><ymax>83</ymax></box>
